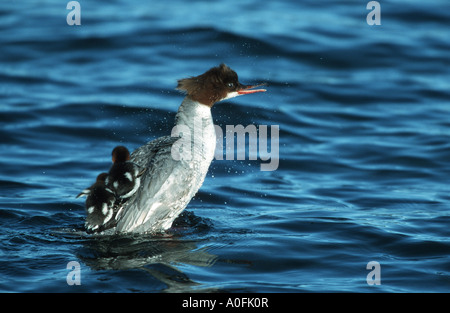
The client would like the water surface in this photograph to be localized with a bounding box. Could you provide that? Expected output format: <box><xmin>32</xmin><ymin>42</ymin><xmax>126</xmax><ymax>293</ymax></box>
<box><xmin>1</xmin><ymin>0</ymin><xmax>450</xmax><ymax>292</ymax></box>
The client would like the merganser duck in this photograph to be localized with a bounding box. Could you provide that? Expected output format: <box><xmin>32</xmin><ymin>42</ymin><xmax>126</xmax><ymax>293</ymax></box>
<box><xmin>92</xmin><ymin>64</ymin><xmax>266</xmax><ymax>234</ymax></box>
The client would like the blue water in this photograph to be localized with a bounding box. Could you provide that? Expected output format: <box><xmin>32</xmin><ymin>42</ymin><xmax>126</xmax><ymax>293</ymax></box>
<box><xmin>1</xmin><ymin>0</ymin><xmax>450</xmax><ymax>292</ymax></box>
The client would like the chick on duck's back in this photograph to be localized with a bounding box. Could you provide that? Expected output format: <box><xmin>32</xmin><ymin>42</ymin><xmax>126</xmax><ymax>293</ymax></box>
<box><xmin>77</xmin><ymin>173</ymin><xmax>117</xmax><ymax>233</ymax></box>
<box><xmin>106</xmin><ymin>145</ymin><xmax>145</xmax><ymax>200</ymax></box>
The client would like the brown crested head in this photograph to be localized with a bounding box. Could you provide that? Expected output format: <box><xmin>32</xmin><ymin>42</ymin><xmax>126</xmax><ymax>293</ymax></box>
<box><xmin>176</xmin><ymin>63</ymin><xmax>266</xmax><ymax>107</ymax></box>
<box><xmin>111</xmin><ymin>145</ymin><xmax>131</xmax><ymax>163</ymax></box>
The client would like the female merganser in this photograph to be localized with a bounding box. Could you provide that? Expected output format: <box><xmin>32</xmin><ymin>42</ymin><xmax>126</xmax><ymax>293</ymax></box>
<box><xmin>95</xmin><ymin>64</ymin><xmax>265</xmax><ymax>234</ymax></box>
<box><xmin>106</xmin><ymin>145</ymin><xmax>146</xmax><ymax>200</ymax></box>
<box><xmin>77</xmin><ymin>173</ymin><xmax>118</xmax><ymax>233</ymax></box>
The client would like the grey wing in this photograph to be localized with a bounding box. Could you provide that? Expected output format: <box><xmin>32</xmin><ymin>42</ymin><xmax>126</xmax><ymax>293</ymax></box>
<box><xmin>115</xmin><ymin>136</ymin><xmax>195</xmax><ymax>233</ymax></box>
<box><xmin>130</xmin><ymin>135</ymin><xmax>181</xmax><ymax>200</ymax></box>
<box><xmin>130</xmin><ymin>136</ymin><xmax>177</xmax><ymax>168</ymax></box>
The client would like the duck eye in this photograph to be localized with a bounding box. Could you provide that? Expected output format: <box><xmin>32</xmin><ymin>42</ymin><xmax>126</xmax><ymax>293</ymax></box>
<box><xmin>227</xmin><ymin>82</ymin><xmax>234</xmax><ymax>88</ymax></box>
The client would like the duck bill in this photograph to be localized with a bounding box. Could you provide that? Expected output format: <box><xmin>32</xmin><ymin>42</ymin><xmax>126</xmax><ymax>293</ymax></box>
<box><xmin>237</xmin><ymin>83</ymin><xmax>267</xmax><ymax>95</ymax></box>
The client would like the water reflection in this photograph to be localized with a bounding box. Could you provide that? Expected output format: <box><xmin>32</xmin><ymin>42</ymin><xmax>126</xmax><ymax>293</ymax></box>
<box><xmin>75</xmin><ymin>211</ymin><xmax>219</xmax><ymax>292</ymax></box>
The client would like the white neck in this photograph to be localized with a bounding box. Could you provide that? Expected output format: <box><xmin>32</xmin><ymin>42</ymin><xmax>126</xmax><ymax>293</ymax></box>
<box><xmin>175</xmin><ymin>97</ymin><xmax>211</xmax><ymax>127</ymax></box>
<box><xmin>173</xmin><ymin>97</ymin><xmax>216</xmax><ymax>162</ymax></box>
